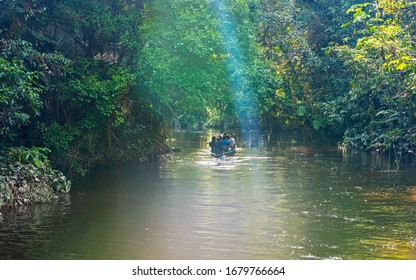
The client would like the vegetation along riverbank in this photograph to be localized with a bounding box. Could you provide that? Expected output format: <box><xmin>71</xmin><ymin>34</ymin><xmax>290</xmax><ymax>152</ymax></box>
<box><xmin>1</xmin><ymin>0</ymin><xmax>416</xmax><ymax>218</ymax></box>
<box><xmin>0</xmin><ymin>147</ymin><xmax>70</xmax><ymax>222</ymax></box>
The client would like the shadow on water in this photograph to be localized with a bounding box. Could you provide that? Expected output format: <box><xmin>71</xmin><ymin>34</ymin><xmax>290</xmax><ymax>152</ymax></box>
<box><xmin>1</xmin><ymin>130</ymin><xmax>416</xmax><ymax>259</ymax></box>
<box><xmin>0</xmin><ymin>195</ymin><xmax>72</xmax><ymax>259</ymax></box>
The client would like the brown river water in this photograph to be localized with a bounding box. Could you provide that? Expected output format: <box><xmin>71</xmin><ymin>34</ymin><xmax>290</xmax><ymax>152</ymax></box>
<box><xmin>1</xmin><ymin>130</ymin><xmax>416</xmax><ymax>259</ymax></box>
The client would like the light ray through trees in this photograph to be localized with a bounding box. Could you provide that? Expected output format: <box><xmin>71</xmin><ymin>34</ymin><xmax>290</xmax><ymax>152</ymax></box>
<box><xmin>210</xmin><ymin>0</ymin><xmax>259</xmax><ymax>133</ymax></box>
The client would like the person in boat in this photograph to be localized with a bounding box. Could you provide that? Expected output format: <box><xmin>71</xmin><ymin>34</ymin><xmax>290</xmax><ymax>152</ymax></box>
<box><xmin>221</xmin><ymin>135</ymin><xmax>233</xmax><ymax>152</ymax></box>
<box><xmin>229</xmin><ymin>133</ymin><xmax>236</xmax><ymax>149</ymax></box>
<box><xmin>209</xmin><ymin>136</ymin><xmax>216</xmax><ymax>152</ymax></box>
<box><xmin>213</xmin><ymin>135</ymin><xmax>223</xmax><ymax>155</ymax></box>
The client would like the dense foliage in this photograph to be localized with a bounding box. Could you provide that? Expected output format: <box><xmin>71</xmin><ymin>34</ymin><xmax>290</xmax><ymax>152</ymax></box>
<box><xmin>330</xmin><ymin>0</ymin><xmax>416</xmax><ymax>166</ymax></box>
<box><xmin>0</xmin><ymin>0</ymin><xmax>169</xmax><ymax>176</ymax></box>
<box><xmin>0</xmin><ymin>0</ymin><xmax>167</xmax><ymax>212</ymax></box>
<box><xmin>1</xmin><ymin>0</ymin><xmax>415</xmax><ymax>179</ymax></box>
<box><xmin>0</xmin><ymin>146</ymin><xmax>70</xmax><ymax>214</ymax></box>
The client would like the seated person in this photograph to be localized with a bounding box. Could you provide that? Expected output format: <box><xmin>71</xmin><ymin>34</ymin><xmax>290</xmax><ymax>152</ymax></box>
<box><xmin>208</xmin><ymin>136</ymin><xmax>216</xmax><ymax>152</ymax></box>
<box><xmin>213</xmin><ymin>136</ymin><xmax>223</xmax><ymax>154</ymax></box>
<box><xmin>221</xmin><ymin>135</ymin><xmax>232</xmax><ymax>151</ymax></box>
<box><xmin>229</xmin><ymin>134</ymin><xmax>236</xmax><ymax>149</ymax></box>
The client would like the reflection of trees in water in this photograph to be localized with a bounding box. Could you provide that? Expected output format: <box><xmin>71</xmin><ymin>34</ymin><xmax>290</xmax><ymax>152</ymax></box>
<box><xmin>407</xmin><ymin>187</ymin><xmax>416</xmax><ymax>203</ymax></box>
<box><xmin>239</xmin><ymin>130</ymin><xmax>262</xmax><ymax>148</ymax></box>
<box><xmin>238</xmin><ymin>129</ymin><xmax>329</xmax><ymax>150</ymax></box>
<box><xmin>2</xmin><ymin>130</ymin><xmax>416</xmax><ymax>259</ymax></box>
<box><xmin>0</xmin><ymin>195</ymin><xmax>71</xmax><ymax>259</ymax></box>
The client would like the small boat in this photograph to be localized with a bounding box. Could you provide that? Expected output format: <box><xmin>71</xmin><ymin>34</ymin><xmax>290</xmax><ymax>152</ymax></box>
<box><xmin>208</xmin><ymin>132</ymin><xmax>237</xmax><ymax>157</ymax></box>
<box><xmin>211</xmin><ymin>147</ymin><xmax>236</xmax><ymax>158</ymax></box>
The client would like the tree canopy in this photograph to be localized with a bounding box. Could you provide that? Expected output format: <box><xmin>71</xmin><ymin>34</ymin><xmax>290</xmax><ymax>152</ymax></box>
<box><xmin>1</xmin><ymin>0</ymin><xmax>415</xmax><ymax>171</ymax></box>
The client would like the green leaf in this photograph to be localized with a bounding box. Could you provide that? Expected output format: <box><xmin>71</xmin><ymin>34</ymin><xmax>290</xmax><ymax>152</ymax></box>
<box><xmin>33</xmin><ymin>157</ymin><xmax>42</xmax><ymax>168</ymax></box>
<box><xmin>296</xmin><ymin>105</ymin><xmax>306</xmax><ymax>117</ymax></box>
<box><xmin>312</xmin><ymin>119</ymin><xmax>323</xmax><ymax>130</ymax></box>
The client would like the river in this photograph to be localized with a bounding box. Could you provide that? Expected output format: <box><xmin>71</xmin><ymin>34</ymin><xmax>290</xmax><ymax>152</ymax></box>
<box><xmin>1</xmin><ymin>130</ymin><xmax>416</xmax><ymax>259</ymax></box>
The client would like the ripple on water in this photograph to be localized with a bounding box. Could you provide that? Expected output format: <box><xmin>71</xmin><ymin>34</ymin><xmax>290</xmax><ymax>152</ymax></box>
<box><xmin>2</xmin><ymin>131</ymin><xmax>416</xmax><ymax>259</ymax></box>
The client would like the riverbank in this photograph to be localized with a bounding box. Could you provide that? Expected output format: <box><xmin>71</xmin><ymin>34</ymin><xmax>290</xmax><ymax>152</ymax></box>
<box><xmin>0</xmin><ymin>139</ymin><xmax>170</xmax><ymax>222</ymax></box>
<box><xmin>0</xmin><ymin>158</ymin><xmax>71</xmax><ymax>223</ymax></box>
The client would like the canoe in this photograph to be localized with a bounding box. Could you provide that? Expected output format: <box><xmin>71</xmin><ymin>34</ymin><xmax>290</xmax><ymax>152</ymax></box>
<box><xmin>211</xmin><ymin>148</ymin><xmax>236</xmax><ymax>158</ymax></box>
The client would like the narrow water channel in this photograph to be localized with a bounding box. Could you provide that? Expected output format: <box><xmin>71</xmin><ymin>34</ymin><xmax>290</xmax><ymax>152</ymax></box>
<box><xmin>1</xmin><ymin>130</ymin><xmax>416</xmax><ymax>259</ymax></box>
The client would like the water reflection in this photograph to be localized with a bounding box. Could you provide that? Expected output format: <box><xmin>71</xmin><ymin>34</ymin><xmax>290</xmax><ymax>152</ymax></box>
<box><xmin>1</xmin><ymin>130</ymin><xmax>416</xmax><ymax>259</ymax></box>
<box><xmin>0</xmin><ymin>195</ymin><xmax>72</xmax><ymax>259</ymax></box>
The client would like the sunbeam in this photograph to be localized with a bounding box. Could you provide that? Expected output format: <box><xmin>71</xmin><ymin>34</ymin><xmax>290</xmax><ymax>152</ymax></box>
<box><xmin>210</xmin><ymin>0</ymin><xmax>259</xmax><ymax>134</ymax></box>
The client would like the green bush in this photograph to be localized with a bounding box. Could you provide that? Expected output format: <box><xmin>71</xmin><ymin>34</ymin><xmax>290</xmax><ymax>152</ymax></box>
<box><xmin>0</xmin><ymin>147</ymin><xmax>71</xmax><ymax>211</ymax></box>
